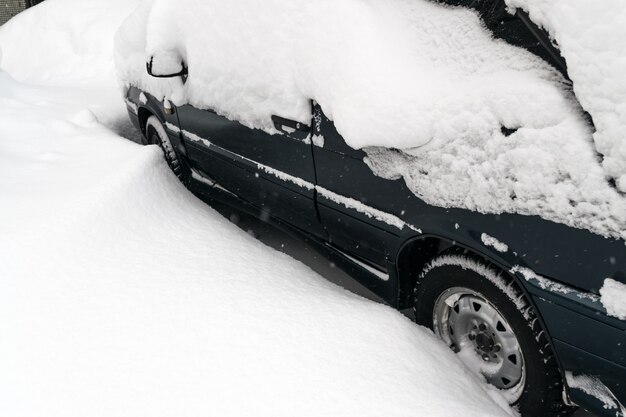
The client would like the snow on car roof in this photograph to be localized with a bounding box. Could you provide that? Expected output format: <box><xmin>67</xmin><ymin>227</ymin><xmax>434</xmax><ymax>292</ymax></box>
<box><xmin>114</xmin><ymin>0</ymin><xmax>626</xmax><ymax>240</ymax></box>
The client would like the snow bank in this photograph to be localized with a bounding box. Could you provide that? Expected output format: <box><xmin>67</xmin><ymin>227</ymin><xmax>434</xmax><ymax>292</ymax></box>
<box><xmin>505</xmin><ymin>0</ymin><xmax>626</xmax><ymax>194</ymax></box>
<box><xmin>0</xmin><ymin>0</ymin><xmax>141</xmax><ymax>137</ymax></box>
<box><xmin>114</xmin><ymin>0</ymin><xmax>626</xmax><ymax>240</ymax></box>
<box><xmin>0</xmin><ymin>0</ymin><xmax>138</xmax><ymax>85</ymax></box>
<box><xmin>0</xmin><ymin>70</ymin><xmax>511</xmax><ymax>417</ymax></box>
<box><xmin>600</xmin><ymin>278</ymin><xmax>626</xmax><ymax>320</ymax></box>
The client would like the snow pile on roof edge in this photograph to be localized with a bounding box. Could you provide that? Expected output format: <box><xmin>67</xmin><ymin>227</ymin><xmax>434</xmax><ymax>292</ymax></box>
<box><xmin>114</xmin><ymin>0</ymin><xmax>577</xmax><ymax>151</ymax></box>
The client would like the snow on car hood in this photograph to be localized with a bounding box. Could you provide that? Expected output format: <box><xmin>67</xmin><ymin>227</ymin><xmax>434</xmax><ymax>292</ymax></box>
<box><xmin>114</xmin><ymin>0</ymin><xmax>626</xmax><ymax>240</ymax></box>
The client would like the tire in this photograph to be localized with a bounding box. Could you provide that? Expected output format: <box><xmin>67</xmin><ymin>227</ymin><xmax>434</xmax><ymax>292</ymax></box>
<box><xmin>145</xmin><ymin>115</ymin><xmax>189</xmax><ymax>183</ymax></box>
<box><xmin>413</xmin><ymin>252</ymin><xmax>574</xmax><ymax>417</ymax></box>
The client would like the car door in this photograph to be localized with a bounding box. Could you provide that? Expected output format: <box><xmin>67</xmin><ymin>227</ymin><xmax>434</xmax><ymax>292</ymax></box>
<box><xmin>311</xmin><ymin>103</ymin><xmax>412</xmax><ymax>268</ymax></box>
<box><xmin>176</xmin><ymin>103</ymin><xmax>326</xmax><ymax>238</ymax></box>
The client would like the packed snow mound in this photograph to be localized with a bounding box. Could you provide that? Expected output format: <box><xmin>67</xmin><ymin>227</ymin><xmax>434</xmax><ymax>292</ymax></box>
<box><xmin>0</xmin><ymin>0</ymin><xmax>141</xmax><ymax>137</ymax></box>
<box><xmin>115</xmin><ymin>0</ymin><xmax>626</xmax><ymax>240</ymax></box>
<box><xmin>505</xmin><ymin>0</ymin><xmax>626</xmax><ymax>193</ymax></box>
<box><xmin>0</xmin><ymin>68</ymin><xmax>512</xmax><ymax>417</ymax></box>
<box><xmin>0</xmin><ymin>0</ymin><xmax>139</xmax><ymax>85</ymax></box>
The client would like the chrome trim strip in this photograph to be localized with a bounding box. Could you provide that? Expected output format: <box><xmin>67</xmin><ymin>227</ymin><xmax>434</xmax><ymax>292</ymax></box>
<box><xmin>177</xmin><ymin>128</ymin><xmax>421</xmax><ymax>233</ymax></box>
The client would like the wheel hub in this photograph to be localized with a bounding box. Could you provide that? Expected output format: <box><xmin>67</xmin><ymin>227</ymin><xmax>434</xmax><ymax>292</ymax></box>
<box><xmin>432</xmin><ymin>287</ymin><xmax>525</xmax><ymax>397</ymax></box>
<box><xmin>475</xmin><ymin>332</ymin><xmax>494</xmax><ymax>353</ymax></box>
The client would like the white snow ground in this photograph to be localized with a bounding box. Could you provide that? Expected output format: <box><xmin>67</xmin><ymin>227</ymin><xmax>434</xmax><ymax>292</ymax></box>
<box><xmin>0</xmin><ymin>1</ymin><xmax>514</xmax><ymax>416</ymax></box>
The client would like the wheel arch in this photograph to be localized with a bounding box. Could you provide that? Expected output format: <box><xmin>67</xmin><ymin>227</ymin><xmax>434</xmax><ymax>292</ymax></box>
<box><xmin>396</xmin><ymin>235</ymin><xmax>451</xmax><ymax>309</ymax></box>
<box><xmin>138</xmin><ymin>106</ymin><xmax>155</xmax><ymax>138</ymax></box>
<box><xmin>396</xmin><ymin>233</ymin><xmax>533</xmax><ymax>310</ymax></box>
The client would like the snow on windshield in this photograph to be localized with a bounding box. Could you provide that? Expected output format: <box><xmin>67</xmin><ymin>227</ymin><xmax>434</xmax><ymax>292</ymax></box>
<box><xmin>114</xmin><ymin>0</ymin><xmax>626</xmax><ymax>240</ymax></box>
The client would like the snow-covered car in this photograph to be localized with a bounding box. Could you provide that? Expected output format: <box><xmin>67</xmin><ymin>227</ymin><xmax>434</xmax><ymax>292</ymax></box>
<box><xmin>116</xmin><ymin>0</ymin><xmax>626</xmax><ymax>416</ymax></box>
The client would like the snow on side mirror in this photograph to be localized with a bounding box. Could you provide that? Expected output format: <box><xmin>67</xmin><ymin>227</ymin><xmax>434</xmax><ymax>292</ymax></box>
<box><xmin>146</xmin><ymin>53</ymin><xmax>188</xmax><ymax>82</ymax></box>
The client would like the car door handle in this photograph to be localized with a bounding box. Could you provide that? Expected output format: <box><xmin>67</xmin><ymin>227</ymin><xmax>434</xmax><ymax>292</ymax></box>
<box><xmin>271</xmin><ymin>115</ymin><xmax>311</xmax><ymax>136</ymax></box>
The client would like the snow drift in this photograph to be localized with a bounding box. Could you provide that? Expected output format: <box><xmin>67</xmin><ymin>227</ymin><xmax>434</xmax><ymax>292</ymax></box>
<box><xmin>0</xmin><ymin>0</ymin><xmax>137</xmax><ymax>85</ymax></box>
<box><xmin>0</xmin><ymin>71</ymin><xmax>511</xmax><ymax>417</ymax></box>
<box><xmin>114</xmin><ymin>0</ymin><xmax>626</xmax><ymax>240</ymax></box>
<box><xmin>0</xmin><ymin>0</ymin><xmax>142</xmax><ymax>138</ymax></box>
<box><xmin>0</xmin><ymin>1</ymin><xmax>512</xmax><ymax>416</ymax></box>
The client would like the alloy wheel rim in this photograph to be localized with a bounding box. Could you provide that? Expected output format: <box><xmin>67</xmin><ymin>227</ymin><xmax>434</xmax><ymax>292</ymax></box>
<box><xmin>433</xmin><ymin>287</ymin><xmax>525</xmax><ymax>401</ymax></box>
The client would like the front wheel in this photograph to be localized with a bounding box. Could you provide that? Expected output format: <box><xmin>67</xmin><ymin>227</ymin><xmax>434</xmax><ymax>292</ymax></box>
<box><xmin>414</xmin><ymin>253</ymin><xmax>573</xmax><ymax>417</ymax></box>
<box><xmin>145</xmin><ymin>115</ymin><xmax>189</xmax><ymax>183</ymax></box>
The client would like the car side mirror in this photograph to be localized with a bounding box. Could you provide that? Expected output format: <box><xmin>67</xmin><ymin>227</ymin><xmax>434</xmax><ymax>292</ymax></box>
<box><xmin>146</xmin><ymin>56</ymin><xmax>188</xmax><ymax>82</ymax></box>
